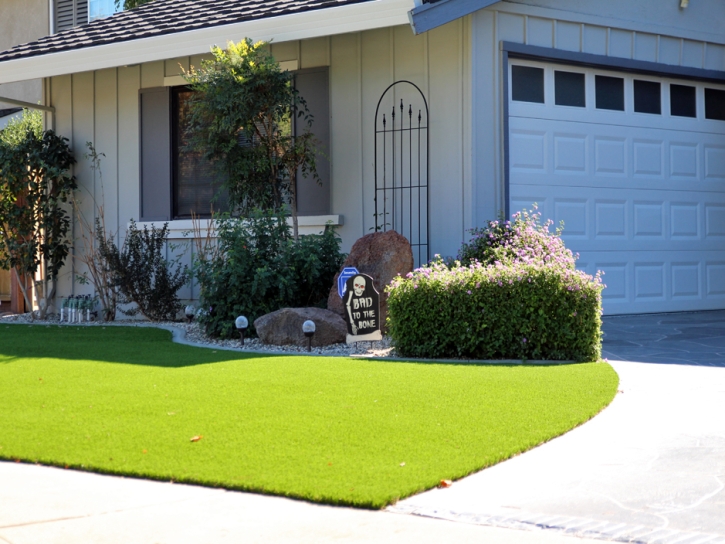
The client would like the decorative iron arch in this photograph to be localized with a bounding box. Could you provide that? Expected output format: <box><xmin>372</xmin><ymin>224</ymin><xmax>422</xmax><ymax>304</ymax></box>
<box><xmin>374</xmin><ymin>81</ymin><xmax>429</xmax><ymax>266</ymax></box>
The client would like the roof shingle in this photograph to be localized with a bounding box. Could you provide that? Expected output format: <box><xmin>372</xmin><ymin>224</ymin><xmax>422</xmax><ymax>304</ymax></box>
<box><xmin>0</xmin><ymin>0</ymin><xmax>373</xmax><ymax>63</ymax></box>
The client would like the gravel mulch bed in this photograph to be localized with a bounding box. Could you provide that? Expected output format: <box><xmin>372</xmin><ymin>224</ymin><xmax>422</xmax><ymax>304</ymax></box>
<box><xmin>0</xmin><ymin>312</ymin><xmax>397</xmax><ymax>358</ymax></box>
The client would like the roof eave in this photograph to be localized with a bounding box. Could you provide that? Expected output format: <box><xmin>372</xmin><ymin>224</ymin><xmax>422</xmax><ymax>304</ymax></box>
<box><xmin>408</xmin><ymin>0</ymin><xmax>499</xmax><ymax>35</ymax></box>
<box><xmin>0</xmin><ymin>0</ymin><xmax>412</xmax><ymax>85</ymax></box>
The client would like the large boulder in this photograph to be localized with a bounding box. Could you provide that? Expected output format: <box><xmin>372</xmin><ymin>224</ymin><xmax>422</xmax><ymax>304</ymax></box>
<box><xmin>327</xmin><ymin>230</ymin><xmax>414</xmax><ymax>332</ymax></box>
<box><xmin>254</xmin><ymin>307</ymin><xmax>347</xmax><ymax>347</ymax></box>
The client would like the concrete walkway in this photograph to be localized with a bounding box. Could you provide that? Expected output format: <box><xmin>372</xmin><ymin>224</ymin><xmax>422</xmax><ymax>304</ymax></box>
<box><xmin>2</xmin><ymin>312</ymin><xmax>724</xmax><ymax>543</ymax></box>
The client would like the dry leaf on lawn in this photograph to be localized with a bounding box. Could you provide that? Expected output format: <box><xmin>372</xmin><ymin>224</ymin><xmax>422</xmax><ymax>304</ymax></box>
<box><xmin>190</xmin><ymin>435</ymin><xmax>203</xmax><ymax>442</ymax></box>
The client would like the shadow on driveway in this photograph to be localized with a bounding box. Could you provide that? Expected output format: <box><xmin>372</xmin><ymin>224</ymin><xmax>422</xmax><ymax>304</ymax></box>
<box><xmin>602</xmin><ymin>310</ymin><xmax>725</xmax><ymax>367</ymax></box>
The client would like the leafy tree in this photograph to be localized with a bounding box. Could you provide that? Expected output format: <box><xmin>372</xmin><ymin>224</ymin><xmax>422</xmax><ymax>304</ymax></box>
<box><xmin>183</xmin><ymin>38</ymin><xmax>320</xmax><ymax>239</ymax></box>
<box><xmin>0</xmin><ymin>109</ymin><xmax>77</xmax><ymax>319</ymax></box>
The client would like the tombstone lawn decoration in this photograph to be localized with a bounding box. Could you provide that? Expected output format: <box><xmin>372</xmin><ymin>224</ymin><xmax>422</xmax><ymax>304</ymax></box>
<box><xmin>343</xmin><ymin>273</ymin><xmax>382</xmax><ymax>343</ymax></box>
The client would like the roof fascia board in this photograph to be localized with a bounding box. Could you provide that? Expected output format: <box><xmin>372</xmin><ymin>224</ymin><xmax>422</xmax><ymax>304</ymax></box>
<box><xmin>0</xmin><ymin>0</ymin><xmax>411</xmax><ymax>85</ymax></box>
<box><xmin>408</xmin><ymin>0</ymin><xmax>498</xmax><ymax>35</ymax></box>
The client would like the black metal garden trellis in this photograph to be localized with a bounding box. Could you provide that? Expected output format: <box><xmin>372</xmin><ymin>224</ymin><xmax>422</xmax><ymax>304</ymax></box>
<box><xmin>374</xmin><ymin>81</ymin><xmax>429</xmax><ymax>266</ymax></box>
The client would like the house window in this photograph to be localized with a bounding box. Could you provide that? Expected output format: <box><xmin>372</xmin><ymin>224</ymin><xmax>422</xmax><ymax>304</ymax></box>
<box><xmin>89</xmin><ymin>0</ymin><xmax>120</xmax><ymax>21</ymax></box>
<box><xmin>511</xmin><ymin>66</ymin><xmax>544</xmax><ymax>104</ymax></box>
<box><xmin>55</xmin><ymin>0</ymin><xmax>88</xmax><ymax>31</ymax></box>
<box><xmin>139</xmin><ymin>68</ymin><xmax>330</xmax><ymax>222</ymax></box>
<box><xmin>634</xmin><ymin>80</ymin><xmax>661</xmax><ymax>115</ymax></box>
<box><xmin>595</xmin><ymin>75</ymin><xmax>624</xmax><ymax>111</ymax></box>
<box><xmin>555</xmin><ymin>70</ymin><xmax>585</xmax><ymax>107</ymax></box>
<box><xmin>670</xmin><ymin>84</ymin><xmax>696</xmax><ymax>118</ymax></box>
<box><xmin>172</xmin><ymin>87</ymin><xmax>226</xmax><ymax>219</ymax></box>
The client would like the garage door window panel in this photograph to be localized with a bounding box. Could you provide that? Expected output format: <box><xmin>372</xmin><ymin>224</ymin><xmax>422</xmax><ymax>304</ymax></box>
<box><xmin>555</xmin><ymin>70</ymin><xmax>585</xmax><ymax>108</ymax></box>
<box><xmin>512</xmin><ymin>66</ymin><xmax>544</xmax><ymax>104</ymax></box>
<box><xmin>705</xmin><ymin>88</ymin><xmax>725</xmax><ymax>121</ymax></box>
<box><xmin>634</xmin><ymin>80</ymin><xmax>661</xmax><ymax>115</ymax></box>
<box><xmin>670</xmin><ymin>84</ymin><xmax>697</xmax><ymax>118</ymax></box>
<box><xmin>595</xmin><ymin>75</ymin><xmax>624</xmax><ymax>111</ymax></box>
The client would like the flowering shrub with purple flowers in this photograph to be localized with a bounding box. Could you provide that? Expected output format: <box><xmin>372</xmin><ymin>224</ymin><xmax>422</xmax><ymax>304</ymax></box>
<box><xmin>386</xmin><ymin>257</ymin><xmax>604</xmax><ymax>361</ymax></box>
<box><xmin>457</xmin><ymin>207</ymin><xmax>576</xmax><ymax>269</ymax></box>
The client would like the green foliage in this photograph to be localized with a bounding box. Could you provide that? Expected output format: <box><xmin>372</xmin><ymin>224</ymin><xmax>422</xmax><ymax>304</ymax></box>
<box><xmin>387</xmin><ymin>257</ymin><xmax>604</xmax><ymax>362</ymax></box>
<box><xmin>0</xmin><ymin>108</ymin><xmax>42</xmax><ymax>146</ymax></box>
<box><xmin>195</xmin><ymin>210</ymin><xmax>345</xmax><ymax>338</ymax></box>
<box><xmin>183</xmin><ymin>39</ymin><xmax>320</xmax><ymax>235</ymax></box>
<box><xmin>458</xmin><ymin>206</ymin><xmax>576</xmax><ymax>269</ymax></box>
<box><xmin>99</xmin><ymin>221</ymin><xmax>188</xmax><ymax>321</ymax></box>
<box><xmin>0</xmin><ymin>109</ymin><xmax>76</xmax><ymax>316</ymax></box>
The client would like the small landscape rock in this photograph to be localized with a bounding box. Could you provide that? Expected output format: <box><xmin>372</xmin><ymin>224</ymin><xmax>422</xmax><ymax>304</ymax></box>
<box><xmin>254</xmin><ymin>307</ymin><xmax>346</xmax><ymax>347</ymax></box>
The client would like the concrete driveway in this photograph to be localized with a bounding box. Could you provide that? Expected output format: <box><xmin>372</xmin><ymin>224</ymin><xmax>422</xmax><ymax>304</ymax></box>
<box><xmin>392</xmin><ymin>311</ymin><xmax>725</xmax><ymax>543</ymax></box>
<box><xmin>1</xmin><ymin>312</ymin><xmax>724</xmax><ymax>543</ymax></box>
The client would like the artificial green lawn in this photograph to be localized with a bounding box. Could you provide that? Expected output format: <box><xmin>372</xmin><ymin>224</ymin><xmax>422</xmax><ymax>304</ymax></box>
<box><xmin>0</xmin><ymin>324</ymin><xmax>618</xmax><ymax>508</ymax></box>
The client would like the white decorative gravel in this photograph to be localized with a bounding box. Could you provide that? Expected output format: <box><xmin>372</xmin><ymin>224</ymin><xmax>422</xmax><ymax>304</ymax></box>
<box><xmin>0</xmin><ymin>312</ymin><xmax>397</xmax><ymax>358</ymax></box>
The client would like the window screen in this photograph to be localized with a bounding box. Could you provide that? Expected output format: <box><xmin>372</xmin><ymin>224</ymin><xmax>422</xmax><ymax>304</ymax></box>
<box><xmin>670</xmin><ymin>84</ymin><xmax>696</xmax><ymax>118</ymax></box>
<box><xmin>595</xmin><ymin>75</ymin><xmax>624</xmax><ymax>111</ymax></box>
<box><xmin>705</xmin><ymin>88</ymin><xmax>725</xmax><ymax>121</ymax></box>
<box><xmin>172</xmin><ymin>88</ymin><xmax>227</xmax><ymax>219</ymax></box>
<box><xmin>555</xmin><ymin>71</ymin><xmax>585</xmax><ymax>107</ymax></box>
<box><xmin>512</xmin><ymin>66</ymin><xmax>544</xmax><ymax>104</ymax></box>
<box><xmin>634</xmin><ymin>80</ymin><xmax>661</xmax><ymax>114</ymax></box>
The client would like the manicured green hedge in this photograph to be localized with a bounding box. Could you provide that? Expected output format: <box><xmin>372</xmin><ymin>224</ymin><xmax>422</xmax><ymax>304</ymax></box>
<box><xmin>386</xmin><ymin>259</ymin><xmax>603</xmax><ymax>361</ymax></box>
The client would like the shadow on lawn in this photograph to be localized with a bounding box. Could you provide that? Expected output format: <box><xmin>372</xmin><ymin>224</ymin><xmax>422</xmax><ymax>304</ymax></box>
<box><xmin>0</xmin><ymin>323</ymin><xmax>590</xmax><ymax>369</ymax></box>
<box><xmin>0</xmin><ymin>323</ymin><xmax>279</xmax><ymax>368</ymax></box>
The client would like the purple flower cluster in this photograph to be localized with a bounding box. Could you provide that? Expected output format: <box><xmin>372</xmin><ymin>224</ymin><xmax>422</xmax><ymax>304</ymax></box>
<box><xmin>457</xmin><ymin>206</ymin><xmax>577</xmax><ymax>271</ymax></box>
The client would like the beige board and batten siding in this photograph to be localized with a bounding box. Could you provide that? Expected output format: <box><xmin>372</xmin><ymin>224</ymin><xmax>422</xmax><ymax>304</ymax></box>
<box><xmin>47</xmin><ymin>21</ymin><xmax>472</xmax><ymax>303</ymax></box>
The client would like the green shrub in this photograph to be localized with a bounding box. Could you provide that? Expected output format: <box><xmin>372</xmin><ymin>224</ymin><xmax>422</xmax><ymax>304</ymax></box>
<box><xmin>386</xmin><ymin>258</ymin><xmax>604</xmax><ymax>361</ymax></box>
<box><xmin>457</xmin><ymin>207</ymin><xmax>576</xmax><ymax>269</ymax></box>
<box><xmin>100</xmin><ymin>220</ymin><xmax>189</xmax><ymax>321</ymax></box>
<box><xmin>195</xmin><ymin>210</ymin><xmax>345</xmax><ymax>338</ymax></box>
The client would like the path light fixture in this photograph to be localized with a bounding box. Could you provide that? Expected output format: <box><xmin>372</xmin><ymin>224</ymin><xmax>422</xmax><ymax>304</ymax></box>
<box><xmin>302</xmin><ymin>320</ymin><xmax>316</xmax><ymax>352</ymax></box>
<box><xmin>185</xmin><ymin>305</ymin><xmax>195</xmax><ymax>324</ymax></box>
<box><xmin>235</xmin><ymin>316</ymin><xmax>249</xmax><ymax>346</ymax></box>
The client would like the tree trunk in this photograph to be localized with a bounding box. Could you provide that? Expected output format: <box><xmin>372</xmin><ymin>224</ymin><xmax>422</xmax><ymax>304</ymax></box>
<box><xmin>13</xmin><ymin>267</ymin><xmax>33</xmax><ymax>320</ymax></box>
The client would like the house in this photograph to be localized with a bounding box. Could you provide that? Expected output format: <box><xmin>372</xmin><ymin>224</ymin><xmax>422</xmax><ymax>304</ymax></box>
<box><xmin>0</xmin><ymin>0</ymin><xmax>723</xmax><ymax>316</ymax></box>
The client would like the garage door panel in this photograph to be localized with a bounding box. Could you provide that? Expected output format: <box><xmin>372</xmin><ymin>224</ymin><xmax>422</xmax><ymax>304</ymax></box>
<box><xmin>572</xmin><ymin>252</ymin><xmax>725</xmax><ymax>313</ymax></box>
<box><xmin>512</xmin><ymin>119</ymin><xmax>724</xmax><ymax>192</ymax></box>
<box><xmin>704</xmin><ymin>145</ymin><xmax>725</xmax><ymax>180</ymax></box>
<box><xmin>510</xmin><ymin>185</ymin><xmax>725</xmax><ymax>251</ymax></box>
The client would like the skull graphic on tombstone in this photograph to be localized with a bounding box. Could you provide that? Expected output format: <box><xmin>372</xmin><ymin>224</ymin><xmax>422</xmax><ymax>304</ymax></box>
<box><xmin>353</xmin><ymin>276</ymin><xmax>366</xmax><ymax>297</ymax></box>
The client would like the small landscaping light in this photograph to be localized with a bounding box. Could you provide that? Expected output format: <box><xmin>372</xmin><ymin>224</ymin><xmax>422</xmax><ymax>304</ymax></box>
<box><xmin>185</xmin><ymin>305</ymin><xmax>195</xmax><ymax>324</ymax></box>
<box><xmin>302</xmin><ymin>320</ymin><xmax>316</xmax><ymax>352</ymax></box>
<box><xmin>235</xmin><ymin>315</ymin><xmax>249</xmax><ymax>346</ymax></box>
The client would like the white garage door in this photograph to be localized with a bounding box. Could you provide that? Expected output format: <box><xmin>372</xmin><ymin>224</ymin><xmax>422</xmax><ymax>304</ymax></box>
<box><xmin>508</xmin><ymin>59</ymin><xmax>725</xmax><ymax>314</ymax></box>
